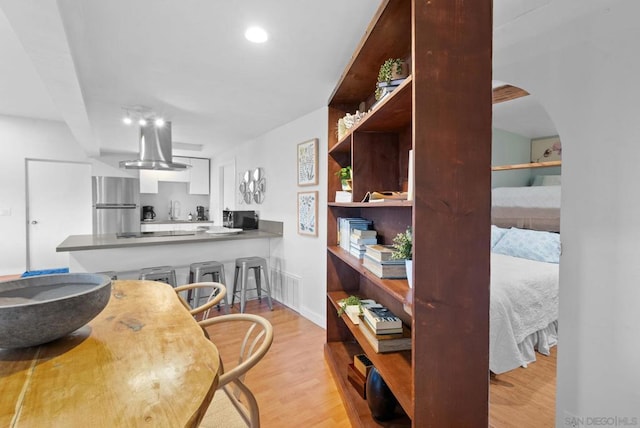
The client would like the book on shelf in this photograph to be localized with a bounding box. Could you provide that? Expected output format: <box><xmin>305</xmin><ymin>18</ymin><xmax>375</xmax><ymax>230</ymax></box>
<box><xmin>353</xmin><ymin>353</ymin><xmax>373</xmax><ymax>377</ymax></box>
<box><xmin>337</xmin><ymin>298</ymin><xmax>381</xmax><ymax>325</ymax></box>
<box><xmin>358</xmin><ymin>318</ymin><xmax>411</xmax><ymax>353</ymax></box>
<box><xmin>347</xmin><ymin>363</ymin><xmax>367</xmax><ymax>399</ymax></box>
<box><xmin>362</xmin><ymin>315</ymin><xmax>404</xmax><ymax>336</ymax></box>
<box><xmin>361</xmin><ymin>191</ymin><xmax>408</xmax><ymax>203</ymax></box>
<box><xmin>363</xmin><ymin>255</ymin><xmax>407</xmax><ymax>279</ymax></box>
<box><xmin>349</xmin><ymin>235</ymin><xmax>378</xmax><ymax>259</ymax></box>
<box><xmin>349</xmin><ymin>245</ymin><xmax>365</xmax><ymax>259</ymax></box>
<box><xmin>335</xmin><ymin>190</ymin><xmax>352</xmax><ymax>203</ymax></box>
<box><xmin>352</xmin><ymin>229</ymin><xmax>377</xmax><ymax>238</ymax></box>
<box><xmin>338</xmin><ymin>217</ymin><xmax>372</xmax><ymax>251</ymax></box>
<box><xmin>363</xmin><ymin>306</ymin><xmax>403</xmax><ymax>331</ymax></box>
<box><xmin>364</xmin><ymin>245</ymin><xmax>399</xmax><ymax>263</ymax></box>
<box><xmin>349</xmin><ymin>235</ymin><xmax>378</xmax><ymax>245</ymax></box>
<box><xmin>376</xmin><ymin>78</ymin><xmax>407</xmax><ymax>88</ymax></box>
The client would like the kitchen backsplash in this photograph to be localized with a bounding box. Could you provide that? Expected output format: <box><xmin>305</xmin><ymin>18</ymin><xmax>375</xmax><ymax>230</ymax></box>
<box><xmin>140</xmin><ymin>181</ymin><xmax>210</xmax><ymax>221</ymax></box>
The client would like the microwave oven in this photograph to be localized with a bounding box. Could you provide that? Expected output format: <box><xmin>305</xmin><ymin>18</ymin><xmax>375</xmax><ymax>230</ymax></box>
<box><xmin>223</xmin><ymin>210</ymin><xmax>258</xmax><ymax>230</ymax></box>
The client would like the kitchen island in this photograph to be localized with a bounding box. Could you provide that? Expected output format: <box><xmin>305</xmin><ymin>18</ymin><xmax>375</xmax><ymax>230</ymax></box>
<box><xmin>56</xmin><ymin>220</ymin><xmax>283</xmax><ymax>284</ymax></box>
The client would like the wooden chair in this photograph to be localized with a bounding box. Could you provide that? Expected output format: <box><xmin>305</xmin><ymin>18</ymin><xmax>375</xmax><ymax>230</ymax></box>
<box><xmin>199</xmin><ymin>314</ymin><xmax>274</xmax><ymax>428</ymax></box>
<box><xmin>174</xmin><ymin>282</ymin><xmax>226</xmax><ymax>320</ymax></box>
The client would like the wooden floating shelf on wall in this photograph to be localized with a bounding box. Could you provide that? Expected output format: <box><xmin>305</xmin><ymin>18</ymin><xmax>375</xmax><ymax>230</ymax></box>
<box><xmin>492</xmin><ymin>84</ymin><xmax>530</xmax><ymax>104</ymax></box>
<box><xmin>491</xmin><ymin>160</ymin><xmax>561</xmax><ymax>171</ymax></box>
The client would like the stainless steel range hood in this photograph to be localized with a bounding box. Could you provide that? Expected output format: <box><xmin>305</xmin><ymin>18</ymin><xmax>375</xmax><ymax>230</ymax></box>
<box><xmin>119</xmin><ymin>121</ymin><xmax>190</xmax><ymax>170</ymax></box>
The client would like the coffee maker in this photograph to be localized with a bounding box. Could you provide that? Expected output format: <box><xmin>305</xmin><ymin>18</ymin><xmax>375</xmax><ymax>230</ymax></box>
<box><xmin>196</xmin><ymin>206</ymin><xmax>206</xmax><ymax>221</ymax></box>
<box><xmin>142</xmin><ymin>206</ymin><xmax>156</xmax><ymax>221</ymax></box>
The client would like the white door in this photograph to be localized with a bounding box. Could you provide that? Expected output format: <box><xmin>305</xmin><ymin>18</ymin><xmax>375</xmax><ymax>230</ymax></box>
<box><xmin>27</xmin><ymin>160</ymin><xmax>92</xmax><ymax>270</ymax></box>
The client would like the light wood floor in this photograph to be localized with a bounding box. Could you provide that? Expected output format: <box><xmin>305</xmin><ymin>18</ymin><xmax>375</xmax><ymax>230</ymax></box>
<box><xmin>203</xmin><ymin>299</ymin><xmax>556</xmax><ymax>427</ymax></box>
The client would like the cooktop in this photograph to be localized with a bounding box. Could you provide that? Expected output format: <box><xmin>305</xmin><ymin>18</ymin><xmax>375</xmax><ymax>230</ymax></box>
<box><xmin>116</xmin><ymin>231</ymin><xmax>196</xmax><ymax>239</ymax></box>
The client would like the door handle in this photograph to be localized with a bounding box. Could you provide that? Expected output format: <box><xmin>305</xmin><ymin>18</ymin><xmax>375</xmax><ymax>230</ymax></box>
<box><xmin>31</xmin><ymin>220</ymin><xmax>38</xmax><ymax>224</ymax></box>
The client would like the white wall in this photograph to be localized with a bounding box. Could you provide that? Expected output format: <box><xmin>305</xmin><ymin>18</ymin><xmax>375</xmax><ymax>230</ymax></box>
<box><xmin>211</xmin><ymin>107</ymin><xmax>327</xmax><ymax>326</ymax></box>
<box><xmin>494</xmin><ymin>0</ymin><xmax>640</xmax><ymax>423</ymax></box>
<box><xmin>0</xmin><ymin>114</ymin><xmax>131</xmax><ymax>275</ymax></box>
<box><xmin>491</xmin><ymin>127</ymin><xmax>532</xmax><ymax>187</ymax></box>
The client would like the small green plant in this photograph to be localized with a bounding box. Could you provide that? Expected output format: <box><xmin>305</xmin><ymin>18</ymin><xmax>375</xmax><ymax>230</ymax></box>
<box><xmin>335</xmin><ymin>166</ymin><xmax>352</xmax><ymax>180</ymax></box>
<box><xmin>391</xmin><ymin>227</ymin><xmax>412</xmax><ymax>260</ymax></box>
<box><xmin>337</xmin><ymin>295</ymin><xmax>362</xmax><ymax>316</ymax></box>
<box><xmin>375</xmin><ymin>58</ymin><xmax>407</xmax><ymax>100</ymax></box>
<box><xmin>377</xmin><ymin>58</ymin><xmax>405</xmax><ymax>84</ymax></box>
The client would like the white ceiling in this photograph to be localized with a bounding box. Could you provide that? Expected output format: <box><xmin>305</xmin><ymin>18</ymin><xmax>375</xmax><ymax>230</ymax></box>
<box><xmin>0</xmin><ymin>0</ymin><xmax>557</xmax><ymax>158</ymax></box>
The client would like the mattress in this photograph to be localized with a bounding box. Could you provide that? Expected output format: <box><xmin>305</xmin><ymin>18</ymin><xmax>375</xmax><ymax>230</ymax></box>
<box><xmin>491</xmin><ymin>185</ymin><xmax>561</xmax><ymax>232</ymax></box>
<box><xmin>490</xmin><ymin>253</ymin><xmax>559</xmax><ymax>374</ymax></box>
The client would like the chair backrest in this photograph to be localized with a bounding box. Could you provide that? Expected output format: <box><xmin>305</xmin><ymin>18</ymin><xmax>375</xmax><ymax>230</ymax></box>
<box><xmin>174</xmin><ymin>282</ymin><xmax>226</xmax><ymax>318</ymax></box>
<box><xmin>198</xmin><ymin>313</ymin><xmax>273</xmax><ymax>388</ymax></box>
<box><xmin>199</xmin><ymin>313</ymin><xmax>273</xmax><ymax>427</ymax></box>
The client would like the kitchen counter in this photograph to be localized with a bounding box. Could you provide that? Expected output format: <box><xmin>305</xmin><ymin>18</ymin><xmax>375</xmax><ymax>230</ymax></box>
<box><xmin>140</xmin><ymin>220</ymin><xmax>213</xmax><ymax>224</ymax></box>
<box><xmin>55</xmin><ymin>220</ymin><xmax>283</xmax><ymax>281</ymax></box>
<box><xmin>57</xmin><ymin>228</ymin><xmax>279</xmax><ymax>252</ymax></box>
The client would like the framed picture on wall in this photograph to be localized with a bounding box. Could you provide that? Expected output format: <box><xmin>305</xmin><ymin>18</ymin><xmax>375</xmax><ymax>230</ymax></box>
<box><xmin>531</xmin><ymin>136</ymin><xmax>562</xmax><ymax>163</ymax></box>
<box><xmin>297</xmin><ymin>138</ymin><xmax>318</xmax><ymax>186</ymax></box>
<box><xmin>297</xmin><ymin>191</ymin><xmax>318</xmax><ymax>236</ymax></box>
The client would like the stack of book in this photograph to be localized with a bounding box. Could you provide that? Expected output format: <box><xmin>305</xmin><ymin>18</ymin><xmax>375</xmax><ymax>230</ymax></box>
<box><xmin>359</xmin><ymin>306</ymin><xmax>411</xmax><ymax>353</ymax></box>
<box><xmin>349</xmin><ymin>229</ymin><xmax>378</xmax><ymax>259</ymax></box>
<box><xmin>338</xmin><ymin>217</ymin><xmax>373</xmax><ymax>251</ymax></box>
<box><xmin>347</xmin><ymin>354</ymin><xmax>374</xmax><ymax>399</ymax></box>
<box><xmin>362</xmin><ymin>244</ymin><xmax>407</xmax><ymax>279</ymax></box>
<box><xmin>372</xmin><ymin>78</ymin><xmax>407</xmax><ymax>108</ymax></box>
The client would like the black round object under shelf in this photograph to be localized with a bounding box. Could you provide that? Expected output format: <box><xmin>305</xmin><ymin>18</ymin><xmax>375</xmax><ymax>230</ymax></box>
<box><xmin>366</xmin><ymin>367</ymin><xmax>399</xmax><ymax>421</ymax></box>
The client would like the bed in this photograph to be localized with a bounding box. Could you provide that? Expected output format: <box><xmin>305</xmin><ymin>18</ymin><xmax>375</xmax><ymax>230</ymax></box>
<box><xmin>491</xmin><ymin>180</ymin><xmax>561</xmax><ymax>232</ymax></box>
<box><xmin>489</xmin><ymin>226</ymin><xmax>560</xmax><ymax>374</ymax></box>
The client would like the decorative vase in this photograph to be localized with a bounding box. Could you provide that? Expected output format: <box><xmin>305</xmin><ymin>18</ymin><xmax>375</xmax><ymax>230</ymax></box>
<box><xmin>405</xmin><ymin>259</ymin><xmax>413</xmax><ymax>288</ymax></box>
<box><xmin>341</xmin><ymin>179</ymin><xmax>352</xmax><ymax>192</ymax></box>
<box><xmin>366</xmin><ymin>367</ymin><xmax>398</xmax><ymax>421</ymax></box>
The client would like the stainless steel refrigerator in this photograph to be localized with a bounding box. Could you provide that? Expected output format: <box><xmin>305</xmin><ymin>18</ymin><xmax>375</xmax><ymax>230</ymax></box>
<box><xmin>92</xmin><ymin>176</ymin><xmax>140</xmax><ymax>235</ymax></box>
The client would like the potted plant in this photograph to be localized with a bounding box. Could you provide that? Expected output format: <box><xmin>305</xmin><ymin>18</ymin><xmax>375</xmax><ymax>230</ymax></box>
<box><xmin>336</xmin><ymin>166</ymin><xmax>352</xmax><ymax>191</ymax></box>
<box><xmin>391</xmin><ymin>227</ymin><xmax>413</xmax><ymax>287</ymax></box>
<box><xmin>375</xmin><ymin>58</ymin><xmax>409</xmax><ymax>100</ymax></box>
<box><xmin>337</xmin><ymin>295</ymin><xmax>365</xmax><ymax>324</ymax></box>
<box><xmin>337</xmin><ymin>295</ymin><xmax>362</xmax><ymax>316</ymax></box>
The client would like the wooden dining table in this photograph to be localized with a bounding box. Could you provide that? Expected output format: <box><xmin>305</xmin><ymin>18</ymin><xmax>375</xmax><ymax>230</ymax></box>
<box><xmin>0</xmin><ymin>279</ymin><xmax>220</xmax><ymax>427</ymax></box>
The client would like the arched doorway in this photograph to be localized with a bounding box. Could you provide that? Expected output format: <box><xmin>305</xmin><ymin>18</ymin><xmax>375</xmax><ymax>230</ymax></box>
<box><xmin>489</xmin><ymin>81</ymin><xmax>561</xmax><ymax>427</ymax></box>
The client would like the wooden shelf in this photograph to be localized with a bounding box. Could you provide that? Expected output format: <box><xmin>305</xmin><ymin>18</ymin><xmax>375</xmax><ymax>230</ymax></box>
<box><xmin>329</xmin><ymin>200</ymin><xmax>413</xmax><ymax>208</ymax></box>
<box><xmin>329</xmin><ymin>77</ymin><xmax>412</xmax><ymax>156</ymax></box>
<box><xmin>324</xmin><ymin>342</ymin><xmax>411</xmax><ymax>427</ymax></box>
<box><xmin>327</xmin><ymin>291</ymin><xmax>413</xmax><ymax>420</ymax></box>
<box><xmin>329</xmin><ymin>0</ymin><xmax>412</xmax><ymax>107</ymax></box>
<box><xmin>327</xmin><ymin>246</ymin><xmax>411</xmax><ymax>306</ymax></box>
<box><xmin>326</xmin><ymin>0</ymin><xmax>492</xmax><ymax>425</ymax></box>
<box><xmin>491</xmin><ymin>160</ymin><xmax>561</xmax><ymax>171</ymax></box>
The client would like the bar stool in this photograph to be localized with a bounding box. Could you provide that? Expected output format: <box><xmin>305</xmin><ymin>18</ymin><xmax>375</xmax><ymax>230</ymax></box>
<box><xmin>188</xmin><ymin>261</ymin><xmax>229</xmax><ymax>313</ymax></box>
<box><xmin>139</xmin><ymin>266</ymin><xmax>177</xmax><ymax>287</ymax></box>
<box><xmin>96</xmin><ymin>271</ymin><xmax>118</xmax><ymax>280</ymax></box>
<box><xmin>232</xmin><ymin>256</ymin><xmax>273</xmax><ymax>313</ymax></box>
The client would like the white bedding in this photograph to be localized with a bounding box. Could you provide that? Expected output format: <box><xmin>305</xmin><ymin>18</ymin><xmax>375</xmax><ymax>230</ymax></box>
<box><xmin>490</xmin><ymin>253</ymin><xmax>559</xmax><ymax>374</ymax></box>
<box><xmin>492</xmin><ymin>185</ymin><xmax>561</xmax><ymax>232</ymax></box>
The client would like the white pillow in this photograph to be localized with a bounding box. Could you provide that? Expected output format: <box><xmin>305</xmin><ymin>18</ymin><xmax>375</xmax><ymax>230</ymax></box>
<box><xmin>492</xmin><ymin>227</ymin><xmax>561</xmax><ymax>263</ymax></box>
<box><xmin>491</xmin><ymin>225</ymin><xmax>508</xmax><ymax>249</ymax></box>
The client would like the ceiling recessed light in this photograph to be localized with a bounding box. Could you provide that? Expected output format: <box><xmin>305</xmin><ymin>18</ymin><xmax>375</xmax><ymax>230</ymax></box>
<box><xmin>245</xmin><ymin>26</ymin><xmax>268</xmax><ymax>43</ymax></box>
<box><xmin>138</xmin><ymin>118</ymin><xmax>147</xmax><ymax>126</ymax></box>
<box><xmin>154</xmin><ymin>118</ymin><xmax>165</xmax><ymax>127</ymax></box>
<box><xmin>122</xmin><ymin>116</ymin><xmax>133</xmax><ymax>125</ymax></box>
